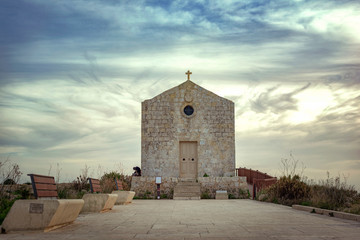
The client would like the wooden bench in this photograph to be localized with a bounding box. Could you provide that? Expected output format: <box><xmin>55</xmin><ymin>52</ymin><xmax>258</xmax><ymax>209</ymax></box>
<box><xmin>88</xmin><ymin>178</ymin><xmax>102</xmax><ymax>193</ymax></box>
<box><xmin>1</xmin><ymin>174</ymin><xmax>84</xmax><ymax>233</ymax></box>
<box><xmin>111</xmin><ymin>178</ymin><xmax>135</xmax><ymax>205</ymax></box>
<box><xmin>80</xmin><ymin>178</ymin><xmax>117</xmax><ymax>213</ymax></box>
<box><xmin>114</xmin><ymin>178</ymin><xmax>124</xmax><ymax>190</ymax></box>
<box><xmin>28</xmin><ymin>174</ymin><xmax>58</xmax><ymax>198</ymax></box>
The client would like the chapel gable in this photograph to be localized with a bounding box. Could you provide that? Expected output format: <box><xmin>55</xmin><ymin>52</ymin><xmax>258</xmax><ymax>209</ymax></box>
<box><xmin>141</xmin><ymin>78</ymin><xmax>235</xmax><ymax>178</ymax></box>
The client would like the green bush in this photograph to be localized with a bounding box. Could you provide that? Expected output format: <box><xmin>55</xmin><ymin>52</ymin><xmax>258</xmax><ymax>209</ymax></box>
<box><xmin>57</xmin><ymin>186</ymin><xmax>71</xmax><ymax>199</ymax></box>
<box><xmin>76</xmin><ymin>191</ymin><xmax>86</xmax><ymax>199</ymax></box>
<box><xmin>238</xmin><ymin>188</ymin><xmax>250</xmax><ymax>199</ymax></box>
<box><xmin>0</xmin><ymin>198</ymin><xmax>15</xmax><ymax>225</ymax></box>
<box><xmin>160</xmin><ymin>193</ymin><xmax>168</xmax><ymax>199</ymax></box>
<box><xmin>13</xmin><ymin>185</ymin><xmax>30</xmax><ymax>199</ymax></box>
<box><xmin>0</xmin><ymin>185</ymin><xmax>31</xmax><ymax>225</ymax></box>
<box><xmin>3</xmin><ymin>179</ymin><xmax>16</xmax><ymax>185</ymax></box>
<box><xmin>266</xmin><ymin>175</ymin><xmax>311</xmax><ymax>206</ymax></box>
<box><xmin>201</xmin><ymin>192</ymin><xmax>211</xmax><ymax>199</ymax></box>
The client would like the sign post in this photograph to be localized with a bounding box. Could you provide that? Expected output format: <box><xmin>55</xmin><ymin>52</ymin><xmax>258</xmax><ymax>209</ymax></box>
<box><xmin>155</xmin><ymin>177</ymin><xmax>162</xmax><ymax>199</ymax></box>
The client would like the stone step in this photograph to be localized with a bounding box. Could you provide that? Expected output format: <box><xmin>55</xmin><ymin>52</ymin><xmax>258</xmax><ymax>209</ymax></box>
<box><xmin>173</xmin><ymin>181</ymin><xmax>201</xmax><ymax>200</ymax></box>
<box><xmin>174</xmin><ymin>193</ymin><xmax>200</xmax><ymax>197</ymax></box>
<box><xmin>174</xmin><ymin>188</ymin><xmax>200</xmax><ymax>193</ymax></box>
<box><xmin>176</xmin><ymin>183</ymin><xmax>199</xmax><ymax>187</ymax></box>
<box><xmin>178</xmin><ymin>178</ymin><xmax>196</xmax><ymax>182</ymax></box>
<box><xmin>173</xmin><ymin>192</ymin><xmax>200</xmax><ymax>197</ymax></box>
<box><xmin>175</xmin><ymin>182</ymin><xmax>200</xmax><ymax>186</ymax></box>
<box><xmin>173</xmin><ymin>196</ymin><xmax>200</xmax><ymax>200</ymax></box>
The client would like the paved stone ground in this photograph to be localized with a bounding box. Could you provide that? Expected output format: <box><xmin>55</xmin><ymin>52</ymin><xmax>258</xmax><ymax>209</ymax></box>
<box><xmin>2</xmin><ymin>199</ymin><xmax>360</xmax><ymax>240</ymax></box>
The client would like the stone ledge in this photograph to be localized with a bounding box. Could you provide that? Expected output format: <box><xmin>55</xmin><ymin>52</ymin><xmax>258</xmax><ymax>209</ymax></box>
<box><xmin>111</xmin><ymin>191</ymin><xmax>135</xmax><ymax>205</ymax></box>
<box><xmin>131</xmin><ymin>176</ymin><xmax>248</xmax><ymax>199</ymax></box>
<box><xmin>215</xmin><ymin>190</ymin><xmax>228</xmax><ymax>200</ymax></box>
<box><xmin>81</xmin><ymin>194</ymin><xmax>117</xmax><ymax>213</ymax></box>
<box><xmin>1</xmin><ymin>199</ymin><xmax>84</xmax><ymax>233</ymax></box>
<box><xmin>292</xmin><ymin>205</ymin><xmax>360</xmax><ymax>222</ymax></box>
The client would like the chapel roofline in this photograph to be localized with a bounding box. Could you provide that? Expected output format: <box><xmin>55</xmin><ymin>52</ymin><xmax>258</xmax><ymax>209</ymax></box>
<box><xmin>142</xmin><ymin>80</ymin><xmax>234</xmax><ymax>104</ymax></box>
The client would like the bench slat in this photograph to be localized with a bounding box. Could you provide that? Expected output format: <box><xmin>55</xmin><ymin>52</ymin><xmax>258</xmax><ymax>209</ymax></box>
<box><xmin>32</xmin><ymin>175</ymin><xmax>56</xmax><ymax>184</ymax></box>
<box><xmin>36</xmin><ymin>190</ymin><xmax>59</xmax><ymax>198</ymax></box>
<box><xmin>28</xmin><ymin>174</ymin><xmax>58</xmax><ymax>199</ymax></box>
<box><xmin>90</xmin><ymin>179</ymin><xmax>100</xmax><ymax>185</ymax></box>
<box><xmin>34</xmin><ymin>183</ymin><xmax>57</xmax><ymax>191</ymax></box>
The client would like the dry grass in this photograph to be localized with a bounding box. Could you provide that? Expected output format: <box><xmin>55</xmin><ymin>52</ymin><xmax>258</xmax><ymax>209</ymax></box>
<box><xmin>261</xmin><ymin>172</ymin><xmax>360</xmax><ymax>214</ymax></box>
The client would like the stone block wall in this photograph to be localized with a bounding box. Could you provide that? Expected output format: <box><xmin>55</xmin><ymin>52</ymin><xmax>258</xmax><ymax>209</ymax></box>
<box><xmin>141</xmin><ymin>80</ymin><xmax>235</xmax><ymax>178</ymax></box>
<box><xmin>198</xmin><ymin>177</ymin><xmax>248</xmax><ymax>199</ymax></box>
<box><xmin>131</xmin><ymin>177</ymin><xmax>179</xmax><ymax>199</ymax></box>
<box><xmin>130</xmin><ymin>176</ymin><xmax>248</xmax><ymax>199</ymax></box>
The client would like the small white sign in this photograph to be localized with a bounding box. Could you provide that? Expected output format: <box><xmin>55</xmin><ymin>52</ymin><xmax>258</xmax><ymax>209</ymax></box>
<box><xmin>155</xmin><ymin>177</ymin><xmax>162</xmax><ymax>184</ymax></box>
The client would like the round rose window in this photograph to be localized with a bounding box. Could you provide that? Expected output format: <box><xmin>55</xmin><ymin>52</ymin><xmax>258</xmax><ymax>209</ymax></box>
<box><xmin>183</xmin><ymin>105</ymin><xmax>194</xmax><ymax>116</ymax></box>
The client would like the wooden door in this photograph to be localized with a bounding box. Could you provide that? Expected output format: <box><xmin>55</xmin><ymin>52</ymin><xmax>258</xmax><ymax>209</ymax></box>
<box><xmin>179</xmin><ymin>141</ymin><xmax>197</xmax><ymax>178</ymax></box>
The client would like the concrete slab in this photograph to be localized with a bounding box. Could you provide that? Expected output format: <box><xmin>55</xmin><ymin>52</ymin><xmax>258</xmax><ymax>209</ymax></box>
<box><xmin>111</xmin><ymin>191</ymin><xmax>135</xmax><ymax>205</ymax></box>
<box><xmin>81</xmin><ymin>193</ymin><xmax>117</xmax><ymax>213</ymax></box>
<box><xmin>1</xmin><ymin>200</ymin><xmax>360</xmax><ymax>239</ymax></box>
<box><xmin>215</xmin><ymin>190</ymin><xmax>228</xmax><ymax>199</ymax></box>
<box><xmin>1</xmin><ymin>199</ymin><xmax>84</xmax><ymax>233</ymax></box>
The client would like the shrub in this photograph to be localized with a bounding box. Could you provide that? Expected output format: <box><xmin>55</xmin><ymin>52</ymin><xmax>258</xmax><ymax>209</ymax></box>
<box><xmin>1</xmin><ymin>157</ymin><xmax>23</xmax><ymax>198</ymax></box>
<box><xmin>0</xmin><ymin>185</ymin><xmax>30</xmax><ymax>225</ymax></box>
<box><xmin>72</xmin><ymin>174</ymin><xmax>90</xmax><ymax>192</ymax></box>
<box><xmin>13</xmin><ymin>185</ymin><xmax>30</xmax><ymax>199</ymax></box>
<box><xmin>309</xmin><ymin>173</ymin><xmax>359</xmax><ymax>211</ymax></box>
<box><xmin>0</xmin><ymin>198</ymin><xmax>15</xmax><ymax>225</ymax></box>
<box><xmin>160</xmin><ymin>193</ymin><xmax>168</xmax><ymax>199</ymax></box>
<box><xmin>238</xmin><ymin>188</ymin><xmax>250</xmax><ymax>199</ymax></box>
<box><xmin>3</xmin><ymin>179</ymin><xmax>16</xmax><ymax>185</ymax></box>
<box><xmin>100</xmin><ymin>171</ymin><xmax>131</xmax><ymax>193</ymax></box>
<box><xmin>201</xmin><ymin>189</ymin><xmax>212</xmax><ymax>199</ymax></box>
<box><xmin>266</xmin><ymin>175</ymin><xmax>311</xmax><ymax>206</ymax></box>
<box><xmin>57</xmin><ymin>185</ymin><xmax>72</xmax><ymax>199</ymax></box>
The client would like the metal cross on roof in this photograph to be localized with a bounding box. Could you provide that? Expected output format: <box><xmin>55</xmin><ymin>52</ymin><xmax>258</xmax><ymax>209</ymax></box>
<box><xmin>185</xmin><ymin>70</ymin><xmax>192</xmax><ymax>80</ymax></box>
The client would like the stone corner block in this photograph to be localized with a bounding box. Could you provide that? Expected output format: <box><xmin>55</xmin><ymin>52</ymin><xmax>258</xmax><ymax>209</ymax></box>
<box><xmin>215</xmin><ymin>190</ymin><xmax>228</xmax><ymax>200</ymax></box>
<box><xmin>1</xmin><ymin>199</ymin><xmax>84</xmax><ymax>233</ymax></box>
<box><xmin>111</xmin><ymin>191</ymin><xmax>136</xmax><ymax>205</ymax></box>
<box><xmin>81</xmin><ymin>193</ymin><xmax>117</xmax><ymax>213</ymax></box>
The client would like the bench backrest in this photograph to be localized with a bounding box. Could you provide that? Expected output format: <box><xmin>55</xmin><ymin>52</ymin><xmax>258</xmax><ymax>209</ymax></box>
<box><xmin>88</xmin><ymin>178</ymin><xmax>102</xmax><ymax>193</ymax></box>
<box><xmin>114</xmin><ymin>178</ymin><xmax>124</xmax><ymax>190</ymax></box>
<box><xmin>28</xmin><ymin>174</ymin><xmax>58</xmax><ymax>199</ymax></box>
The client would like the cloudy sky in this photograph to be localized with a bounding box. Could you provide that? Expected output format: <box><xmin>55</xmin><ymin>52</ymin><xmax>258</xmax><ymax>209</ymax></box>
<box><xmin>1</xmin><ymin>0</ymin><xmax>359</xmax><ymax>188</ymax></box>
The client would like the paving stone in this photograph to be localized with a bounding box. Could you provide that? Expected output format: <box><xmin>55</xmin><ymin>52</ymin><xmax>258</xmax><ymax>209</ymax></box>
<box><xmin>1</xmin><ymin>200</ymin><xmax>360</xmax><ymax>239</ymax></box>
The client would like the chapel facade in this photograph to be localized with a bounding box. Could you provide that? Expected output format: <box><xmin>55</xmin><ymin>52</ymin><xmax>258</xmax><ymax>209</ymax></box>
<box><xmin>141</xmin><ymin>72</ymin><xmax>235</xmax><ymax>178</ymax></box>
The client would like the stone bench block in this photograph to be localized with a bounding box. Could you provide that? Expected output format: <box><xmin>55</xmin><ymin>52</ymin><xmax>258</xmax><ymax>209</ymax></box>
<box><xmin>215</xmin><ymin>190</ymin><xmax>228</xmax><ymax>200</ymax></box>
<box><xmin>1</xmin><ymin>199</ymin><xmax>84</xmax><ymax>233</ymax></box>
<box><xmin>81</xmin><ymin>193</ymin><xmax>117</xmax><ymax>213</ymax></box>
<box><xmin>111</xmin><ymin>191</ymin><xmax>135</xmax><ymax>205</ymax></box>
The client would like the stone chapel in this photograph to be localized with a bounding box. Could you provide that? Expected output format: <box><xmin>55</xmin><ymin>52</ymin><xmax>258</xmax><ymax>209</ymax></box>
<box><xmin>131</xmin><ymin>71</ymin><xmax>247</xmax><ymax>199</ymax></box>
<box><xmin>141</xmin><ymin>71</ymin><xmax>235</xmax><ymax>178</ymax></box>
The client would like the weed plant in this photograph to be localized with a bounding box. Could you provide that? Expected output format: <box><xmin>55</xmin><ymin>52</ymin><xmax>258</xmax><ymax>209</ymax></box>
<box><xmin>266</xmin><ymin>175</ymin><xmax>311</xmax><ymax>206</ymax></box>
<box><xmin>261</xmin><ymin>172</ymin><xmax>359</xmax><ymax>214</ymax></box>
